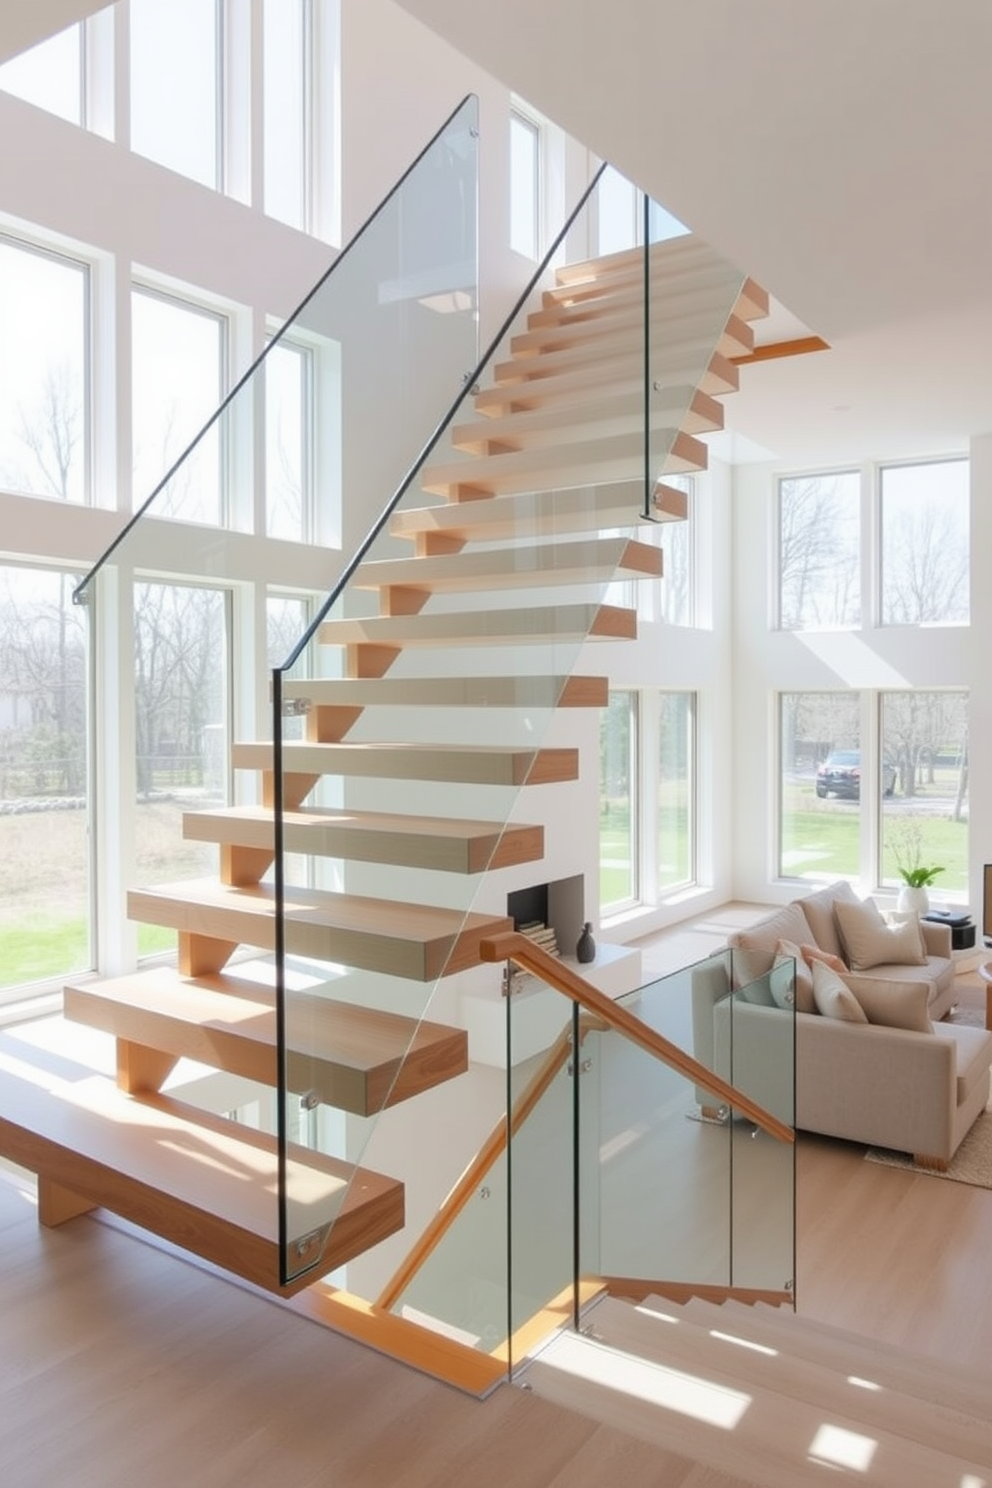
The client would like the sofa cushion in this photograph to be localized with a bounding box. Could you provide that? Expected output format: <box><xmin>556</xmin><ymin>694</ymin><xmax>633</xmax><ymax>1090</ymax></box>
<box><xmin>799</xmin><ymin>879</ymin><xmax>860</xmax><ymax>959</ymax></box>
<box><xmin>850</xmin><ymin>977</ymin><xmax>932</xmax><ymax>1034</ymax></box>
<box><xmin>730</xmin><ymin>902</ymin><xmax>812</xmax><ymax>959</ymax></box>
<box><xmin>774</xmin><ymin>938</ymin><xmax>811</xmax><ymax>1011</ymax></box>
<box><xmin>801</xmin><ymin>943</ymin><xmax>848</xmax><ymax>975</ymax></box>
<box><xmin>811</xmin><ymin>961</ymin><xmax>868</xmax><ymax>1022</ymax></box>
<box><xmin>833</xmin><ymin>898</ymin><xmax>927</xmax><ymax>970</ymax></box>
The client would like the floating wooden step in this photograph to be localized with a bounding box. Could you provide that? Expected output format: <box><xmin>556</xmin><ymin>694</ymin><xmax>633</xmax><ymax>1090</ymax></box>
<box><xmin>536</xmin><ymin>273</ymin><xmax>768</xmax><ymax>326</ymax></box>
<box><xmin>453</xmin><ymin>388</ymin><xmax>723</xmax><ymax>451</ymax></box>
<box><xmin>278</xmin><ymin>675</ymin><xmax>609</xmax><ymax>710</ymax></box>
<box><xmin>127</xmin><ymin>879</ymin><xmax>513</xmax><ymax>981</ymax></box>
<box><xmin>493</xmin><ymin>319</ymin><xmax>750</xmax><ymax>385</ymax></box>
<box><xmin>315</xmin><ymin>603</ymin><xmax>637</xmax><ymax>649</ymax></box>
<box><xmin>231</xmin><ymin>739</ymin><xmax>579</xmax><ymax>787</ymax></box>
<box><xmin>0</xmin><ymin>1069</ymin><xmax>403</xmax><ymax>1295</ymax></box>
<box><xmin>354</xmin><ymin>536</ymin><xmax>661</xmax><ymax>596</ymax></box>
<box><xmin>492</xmin><ymin>345</ymin><xmax>740</xmax><ymax>400</ymax></box>
<box><xmin>64</xmin><ymin>967</ymin><xmax>469</xmax><ymax>1115</ymax></box>
<box><xmin>184</xmin><ymin>803</ymin><xmax>545</xmax><ymax>874</ymax></box>
<box><xmin>509</xmin><ymin>307</ymin><xmax>753</xmax><ymax>362</ymax></box>
<box><xmin>392</xmin><ymin>481</ymin><xmax>687</xmax><ymax>546</ymax></box>
<box><xmin>420</xmin><ymin>430</ymin><xmax>705</xmax><ymax>500</ymax></box>
<box><xmin>551</xmin><ymin>236</ymin><xmax>723</xmax><ymax>289</ymax></box>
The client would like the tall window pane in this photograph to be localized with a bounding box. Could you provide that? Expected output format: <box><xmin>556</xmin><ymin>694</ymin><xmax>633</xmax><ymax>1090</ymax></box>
<box><xmin>264</xmin><ymin>0</ymin><xmax>308</xmax><ymax>229</ymax></box>
<box><xmin>509</xmin><ymin>109</ymin><xmax>539</xmax><ymax>259</ymax></box>
<box><xmin>0</xmin><ymin>23</ymin><xmax>82</xmax><ymax>124</ymax></box>
<box><xmin>130</xmin><ymin>0</ymin><xmax>220</xmax><ymax>188</ymax></box>
<box><xmin>880</xmin><ymin>691</ymin><xmax>968</xmax><ymax>895</ymax></box>
<box><xmin>134</xmin><ymin>582</ymin><xmax>227</xmax><ymax>958</ymax></box>
<box><xmin>0</xmin><ymin>566</ymin><xmax>89</xmax><ymax>990</ymax></box>
<box><xmin>658</xmin><ymin>692</ymin><xmax>693</xmax><ymax>892</ymax></box>
<box><xmin>596</xmin><ymin>166</ymin><xmax>637</xmax><ymax>256</ymax></box>
<box><xmin>780</xmin><ymin>692</ymin><xmax>860</xmax><ymax>880</ymax></box>
<box><xmin>659</xmin><ymin>474</ymin><xmax>693</xmax><ymax>626</ymax></box>
<box><xmin>880</xmin><ymin>459</ymin><xmax>969</xmax><ymax>625</ymax></box>
<box><xmin>0</xmin><ymin>240</ymin><xmax>88</xmax><ymax>503</ymax></box>
<box><xmin>778</xmin><ymin>471</ymin><xmax>860</xmax><ymax>630</ymax></box>
<box><xmin>132</xmin><ymin>288</ymin><xmax>225</xmax><ymax>524</ymax></box>
<box><xmin>600</xmin><ymin>690</ymin><xmax>637</xmax><ymax>908</ymax></box>
<box><xmin>266</xmin><ymin>340</ymin><xmax>310</xmax><ymax>540</ymax></box>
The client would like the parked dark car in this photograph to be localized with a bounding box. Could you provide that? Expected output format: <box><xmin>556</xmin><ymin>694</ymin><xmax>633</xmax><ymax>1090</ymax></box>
<box><xmin>815</xmin><ymin>750</ymin><xmax>897</xmax><ymax>800</ymax></box>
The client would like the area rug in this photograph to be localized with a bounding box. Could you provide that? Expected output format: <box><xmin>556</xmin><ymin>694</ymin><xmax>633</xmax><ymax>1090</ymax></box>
<box><xmin>865</xmin><ymin>1099</ymin><xmax>992</xmax><ymax>1188</ymax></box>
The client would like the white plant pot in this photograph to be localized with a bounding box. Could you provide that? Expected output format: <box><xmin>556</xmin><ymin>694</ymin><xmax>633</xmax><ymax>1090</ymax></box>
<box><xmin>896</xmin><ymin>884</ymin><xmax>929</xmax><ymax>916</ymax></box>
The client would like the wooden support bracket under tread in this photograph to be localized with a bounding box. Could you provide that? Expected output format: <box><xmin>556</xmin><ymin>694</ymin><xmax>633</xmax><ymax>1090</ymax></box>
<box><xmin>64</xmin><ymin>967</ymin><xmax>469</xmax><ymax>1115</ymax></box>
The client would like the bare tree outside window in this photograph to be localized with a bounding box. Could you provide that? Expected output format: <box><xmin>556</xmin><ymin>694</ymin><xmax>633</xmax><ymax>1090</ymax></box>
<box><xmin>880</xmin><ymin>459</ymin><xmax>969</xmax><ymax>625</ymax></box>
<box><xmin>778</xmin><ymin>472</ymin><xmax>860</xmax><ymax>630</ymax></box>
<box><xmin>779</xmin><ymin>692</ymin><xmax>860</xmax><ymax>880</ymax></box>
<box><xmin>0</xmin><ymin>566</ymin><xmax>89</xmax><ymax>988</ymax></box>
<box><xmin>880</xmin><ymin>691</ymin><xmax>968</xmax><ymax>893</ymax></box>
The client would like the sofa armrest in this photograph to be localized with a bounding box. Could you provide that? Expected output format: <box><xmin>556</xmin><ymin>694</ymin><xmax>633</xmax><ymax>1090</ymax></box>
<box><xmin>920</xmin><ymin>919</ymin><xmax>952</xmax><ymax>957</ymax></box>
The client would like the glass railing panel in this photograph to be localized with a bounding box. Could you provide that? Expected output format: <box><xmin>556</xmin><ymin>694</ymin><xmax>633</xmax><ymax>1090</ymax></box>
<box><xmin>272</xmin><ymin>160</ymin><xmax>761</xmax><ymax>1309</ymax></box>
<box><xmin>728</xmin><ymin>953</ymin><xmax>796</xmax><ymax>1296</ymax></box>
<box><xmin>578</xmin><ymin>954</ymin><xmax>734</xmax><ymax>1292</ymax></box>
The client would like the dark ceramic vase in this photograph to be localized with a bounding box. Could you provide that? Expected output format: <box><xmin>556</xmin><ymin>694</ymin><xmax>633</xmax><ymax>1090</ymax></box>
<box><xmin>576</xmin><ymin>921</ymin><xmax>596</xmax><ymax>963</ymax></box>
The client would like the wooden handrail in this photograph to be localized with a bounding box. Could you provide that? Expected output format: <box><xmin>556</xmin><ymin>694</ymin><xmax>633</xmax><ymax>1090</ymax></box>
<box><xmin>480</xmin><ymin>933</ymin><xmax>794</xmax><ymax>1146</ymax></box>
<box><xmin>375</xmin><ymin>1014</ymin><xmax>608</xmax><ymax>1312</ymax></box>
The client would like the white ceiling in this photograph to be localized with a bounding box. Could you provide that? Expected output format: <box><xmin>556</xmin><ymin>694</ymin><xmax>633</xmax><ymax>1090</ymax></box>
<box><xmin>395</xmin><ymin>0</ymin><xmax>992</xmax><ymax>466</ymax></box>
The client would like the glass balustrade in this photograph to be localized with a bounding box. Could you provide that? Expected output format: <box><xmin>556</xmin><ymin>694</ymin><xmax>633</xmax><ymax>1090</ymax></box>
<box><xmin>66</xmin><ymin>87</ymin><xmax>775</xmax><ymax>1378</ymax></box>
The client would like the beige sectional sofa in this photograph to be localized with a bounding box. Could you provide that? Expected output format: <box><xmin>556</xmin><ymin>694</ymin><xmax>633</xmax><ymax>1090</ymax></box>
<box><xmin>692</xmin><ymin>880</ymin><xmax>992</xmax><ymax>1169</ymax></box>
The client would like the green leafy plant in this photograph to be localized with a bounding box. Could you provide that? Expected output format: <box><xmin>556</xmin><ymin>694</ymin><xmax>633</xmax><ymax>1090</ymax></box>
<box><xmin>892</xmin><ymin>819</ymin><xmax>944</xmax><ymax>887</ymax></box>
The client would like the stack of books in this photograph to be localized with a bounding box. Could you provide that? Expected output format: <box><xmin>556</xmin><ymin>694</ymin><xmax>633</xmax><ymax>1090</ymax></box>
<box><xmin>519</xmin><ymin>920</ymin><xmax>560</xmax><ymax>957</ymax></box>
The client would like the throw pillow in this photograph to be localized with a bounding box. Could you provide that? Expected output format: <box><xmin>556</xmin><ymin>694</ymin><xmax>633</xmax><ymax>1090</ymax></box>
<box><xmin>811</xmin><ymin>960</ymin><xmax>869</xmax><ymax>1022</ymax></box>
<box><xmin>801</xmin><ymin>942</ymin><xmax>848</xmax><ymax>974</ymax></box>
<box><xmin>850</xmin><ymin>978</ymin><xmax>932</xmax><ymax>1034</ymax></box>
<box><xmin>833</xmin><ymin>898</ymin><xmax>927</xmax><ymax>970</ymax></box>
<box><xmin>798</xmin><ymin>879</ymin><xmax>860</xmax><ymax>961</ymax></box>
<box><xmin>773</xmin><ymin>938</ymin><xmax>813</xmax><ymax>1011</ymax></box>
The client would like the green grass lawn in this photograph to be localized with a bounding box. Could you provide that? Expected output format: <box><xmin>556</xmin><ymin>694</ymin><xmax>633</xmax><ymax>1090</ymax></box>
<box><xmin>782</xmin><ymin>789</ymin><xmax>968</xmax><ymax>890</ymax></box>
<box><xmin>0</xmin><ymin>914</ymin><xmax>90</xmax><ymax>989</ymax></box>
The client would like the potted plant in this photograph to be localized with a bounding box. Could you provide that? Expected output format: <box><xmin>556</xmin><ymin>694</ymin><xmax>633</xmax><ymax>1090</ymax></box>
<box><xmin>893</xmin><ymin>822</ymin><xmax>944</xmax><ymax>914</ymax></box>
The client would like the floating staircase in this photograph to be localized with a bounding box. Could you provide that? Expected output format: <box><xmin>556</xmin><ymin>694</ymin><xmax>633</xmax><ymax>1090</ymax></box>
<box><xmin>2</xmin><ymin>235</ymin><xmax>769</xmax><ymax>1337</ymax></box>
<box><xmin>526</xmin><ymin>1292</ymin><xmax>992</xmax><ymax>1485</ymax></box>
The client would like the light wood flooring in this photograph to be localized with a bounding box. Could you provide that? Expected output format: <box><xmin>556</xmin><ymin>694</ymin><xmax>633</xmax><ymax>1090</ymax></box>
<box><xmin>2</xmin><ymin>908</ymin><xmax>992</xmax><ymax>1484</ymax></box>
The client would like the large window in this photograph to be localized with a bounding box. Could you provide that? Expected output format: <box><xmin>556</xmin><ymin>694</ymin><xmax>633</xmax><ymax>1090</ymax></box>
<box><xmin>0</xmin><ymin>22</ymin><xmax>83</xmax><ymax>124</ymax></box>
<box><xmin>658</xmin><ymin>474</ymin><xmax>693</xmax><ymax>626</ymax></box>
<box><xmin>0</xmin><ymin>566</ymin><xmax>89</xmax><ymax>992</ymax></box>
<box><xmin>263</xmin><ymin>0</ymin><xmax>311</xmax><ymax>229</ymax></box>
<box><xmin>880</xmin><ymin>459</ymin><xmax>969</xmax><ymax>625</ymax></box>
<box><xmin>509</xmin><ymin>108</ymin><xmax>540</xmax><ymax>259</ymax></box>
<box><xmin>134</xmin><ymin>581</ymin><xmax>228</xmax><ymax>957</ymax></box>
<box><xmin>778</xmin><ymin>471</ymin><xmax>860</xmax><ymax>630</ymax></box>
<box><xmin>657</xmin><ymin>692</ymin><xmax>694</xmax><ymax>892</ymax></box>
<box><xmin>780</xmin><ymin>692</ymin><xmax>861</xmax><ymax>880</ymax></box>
<box><xmin>600</xmin><ymin>690</ymin><xmax>638</xmax><ymax>909</ymax></box>
<box><xmin>265</xmin><ymin>339</ymin><xmax>312</xmax><ymax>541</ymax></box>
<box><xmin>0</xmin><ymin>238</ymin><xmax>89</xmax><ymax>503</ymax></box>
<box><xmin>131</xmin><ymin>287</ymin><xmax>226</xmax><ymax>524</ymax></box>
<box><xmin>595</xmin><ymin>166</ymin><xmax>688</xmax><ymax>256</ymax></box>
<box><xmin>880</xmin><ymin>691</ymin><xmax>968</xmax><ymax>894</ymax></box>
<box><xmin>130</xmin><ymin>0</ymin><xmax>221</xmax><ymax>189</ymax></box>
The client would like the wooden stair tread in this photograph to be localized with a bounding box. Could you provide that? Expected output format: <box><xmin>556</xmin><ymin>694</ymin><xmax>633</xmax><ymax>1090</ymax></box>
<box><xmin>453</xmin><ymin>387</ymin><xmax>724</xmax><ymax>450</ymax></box>
<box><xmin>354</xmin><ymin>536</ymin><xmax>662</xmax><ymax>593</ymax></box>
<box><xmin>64</xmin><ymin>967</ymin><xmax>468</xmax><ymax>1115</ymax></box>
<box><xmin>420</xmin><ymin>429</ymin><xmax>705</xmax><ymax>497</ymax></box>
<box><xmin>184</xmin><ymin>804</ymin><xmax>545</xmax><ymax>874</ymax></box>
<box><xmin>128</xmin><ymin>878</ymin><xmax>513</xmax><ymax>981</ymax></box>
<box><xmin>391</xmin><ymin>481</ymin><xmax>687</xmax><ymax>544</ymax></box>
<box><xmin>315</xmin><ymin>602</ymin><xmax>636</xmax><ymax>648</ymax></box>
<box><xmin>0</xmin><ymin>1067</ymin><xmax>403</xmax><ymax>1295</ymax></box>
<box><xmin>536</xmin><ymin>273</ymin><xmax>768</xmax><ymax>325</ymax></box>
<box><xmin>529</xmin><ymin>1316</ymin><xmax>986</xmax><ymax>1488</ymax></box>
<box><xmin>551</xmin><ymin>236</ymin><xmax>728</xmax><ymax>288</ymax></box>
<box><xmin>231</xmin><ymin>739</ymin><xmax>579</xmax><ymax>787</ymax></box>
<box><xmin>277</xmin><ymin>674</ymin><xmax>608</xmax><ymax>709</ymax></box>
<box><xmin>510</xmin><ymin>307</ymin><xmax>753</xmax><ymax>361</ymax></box>
<box><xmin>494</xmin><ymin>327</ymin><xmax>742</xmax><ymax>388</ymax></box>
<box><xmin>588</xmin><ymin>1295</ymin><xmax>992</xmax><ymax>1474</ymax></box>
<box><xmin>492</xmin><ymin>345</ymin><xmax>740</xmax><ymax>401</ymax></box>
